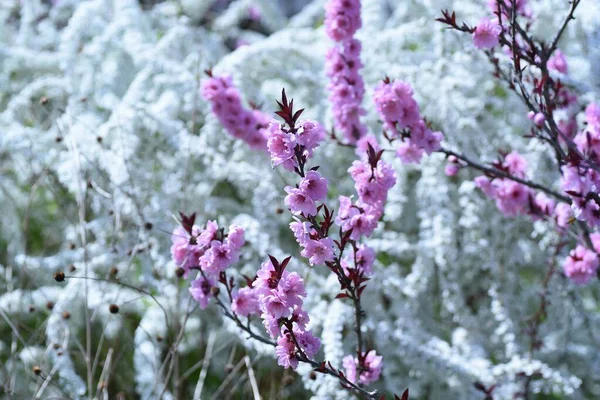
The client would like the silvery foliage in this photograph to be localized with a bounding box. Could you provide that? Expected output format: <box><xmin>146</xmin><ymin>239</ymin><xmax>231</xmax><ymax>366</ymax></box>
<box><xmin>1</xmin><ymin>0</ymin><xmax>599</xmax><ymax>398</ymax></box>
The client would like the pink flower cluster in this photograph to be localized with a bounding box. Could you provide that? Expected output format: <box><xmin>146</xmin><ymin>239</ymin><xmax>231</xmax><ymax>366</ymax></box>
<box><xmin>373</xmin><ymin>79</ymin><xmax>444</xmax><ymax>164</ymax></box>
<box><xmin>474</xmin><ymin>152</ymin><xmax>556</xmax><ymax>219</ymax></box>
<box><xmin>170</xmin><ymin>225</ymin><xmax>205</xmax><ymax>276</ymax></box>
<box><xmin>561</xmin><ymin>104</ymin><xmax>600</xmax><ymax>227</ymax></box>
<box><xmin>334</xmin><ymin>154</ymin><xmax>396</xmax><ymax>241</ymax></box>
<box><xmin>267</xmin><ymin>120</ymin><xmax>326</xmax><ymax>172</ymax></box>
<box><xmin>325</xmin><ymin>0</ymin><xmax>367</xmax><ymax>143</ymax></box>
<box><xmin>201</xmin><ymin>75</ymin><xmax>269</xmax><ymax>150</ymax></box>
<box><xmin>563</xmin><ymin>243</ymin><xmax>599</xmax><ymax>285</ymax></box>
<box><xmin>170</xmin><ymin>217</ymin><xmax>245</xmax><ymax>309</ymax></box>
<box><xmin>253</xmin><ymin>259</ymin><xmax>320</xmax><ymax>369</ymax></box>
<box><xmin>342</xmin><ymin>350</ymin><xmax>383</xmax><ymax>385</ymax></box>
<box><xmin>473</xmin><ymin>17</ymin><xmax>502</xmax><ymax>49</ymax></box>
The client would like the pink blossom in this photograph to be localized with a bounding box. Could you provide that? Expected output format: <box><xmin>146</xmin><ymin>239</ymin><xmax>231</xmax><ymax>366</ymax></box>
<box><xmin>231</xmin><ymin>287</ymin><xmax>260</xmax><ymax>317</ymax></box>
<box><xmin>324</xmin><ymin>1</ymin><xmax>366</xmax><ymax>144</ymax></box>
<box><xmin>590</xmin><ymin>233</ymin><xmax>600</xmax><ymax>253</ymax></box>
<box><xmin>586</xmin><ymin>103</ymin><xmax>600</xmax><ymax>127</ymax></box>
<box><xmin>200</xmin><ymin>240</ymin><xmax>233</xmax><ymax>274</ymax></box>
<box><xmin>373</xmin><ymin>80</ymin><xmax>420</xmax><ymax>130</ymax></box>
<box><xmin>340</xmin><ymin>204</ymin><xmax>381</xmax><ymax>240</ymax></box>
<box><xmin>561</xmin><ymin>165</ymin><xmax>590</xmax><ymax>196</ymax></box>
<box><xmin>532</xmin><ymin>112</ymin><xmax>546</xmax><ymax>127</ymax></box>
<box><xmin>474</xmin><ymin>176</ymin><xmax>496</xmax><ymax>197</ymax></box>
<box><xmin>324</xmin><ymin>0</ymin><xmax>362</xmax><ymax>42</ymax></box>
<box><xmin>299</xmin><ymin>171</ymin><xmax>328</xmax><ymax>201</ymax></box>
<box><xmin>342</xmin><ymin>350</ymin><xmax>383</xmax><ymax>385</ymax></box>
<box><xmin>348</xmin><ymin>160</ymin><xmax>371</xmax><ymax>184</ymax></box>
<box><xmin>189</xmin><ymin>276</ymin><xmax>214</xmax><ymax>309</ymax></box>
<box><xmin>532</xmin><ymin>192</ymin><xmax>555</xmax><ymax>219</ymax></box>
<box><xmin>201</xmin><ymin>75</ymin><xmax>268</xmax><ymax>150</ymax></box>
<box><xmin>267</xmin><ymin>124</ymin><xmax>296</xmax><ymax>170</ymax></box>
<box><xmin>396</xmin><ymin>141</ymin><xmax>424</xmax><ymax>164</ymax></box>
<box><xmin>336</xmin><ymin>196</ymin><xmax>354</xmax><ymax>222</ymax></box>
<box><xmin>293</xmin><ymin>327</ymin><xmax>321</xmax><ymax>358</ymax></box>
<box><xmin>548</xmin><ymin>49</ymin><xmax>568</xmax><ymax>74</ymax></box>
<box><xmin>554</xmin><ymin>202</ymin><xmax>573</xmax><ymax>228</ymax></box>
<box><xmin>289</xmin><ymin>220</ymin><xmax>314</xmax><ymax>246</ymax></box>
<box><xmin>253</xmin><ymin>260</ymin><xmax>277</xmax><ymax>296</ymax></box>
<box><xmin>170</xmin><ymin>226</ymin><xmax>204</xmax><ymax>274</ymax></box>
<box><xmin>494</xmin><ymin>180</ymin><xmax>532</xmax><ymax>216</ymax></box>
<box><xmin>264</xmin><ymin>293</ymin><xmax>291</xmax><ymax>319</ymax></box>
<box><xmin>342</xmin><ymin>355</ymin><xmax>358</xmax><ymax>384</ymax></box>
<box><xmin>445</xmin><ymin>163</ymin><xmax>460</xmax><ymax>176</ymax></box>
<box><xmin>262</xmin><ymin>313</ymin><xmax>281</xmax><ymax>338</ymax></box>
<box><xmin>297</xmin><ymin>120</ymin><xmax>326</xmax><ymax>154</ymax></box>
<box><xmin>198</xmin><ymin>220</ymin><xmax>219</xmax><ymax>247</ymax></box>
<box><xmin>275</xmin><ymin>333</ymin><xmax>298</xmax><ymax>369</ymax></box>
<box><xmin>360</xmin><ymin>350</ymin><xmax>384</xmax><ymax>385</ymax></box>
<box><xmin>503</xmin><ymin>151</ymin><xmax>528</xmax><ymax>178</ymax></box>
<box><xmin>301</xmin><ymin>238</ymin><xmax>335</xmax><ymax>266</ymax></box>
<box><xmin>355</xmin><ymin>244</ymin><xmax>376</xmax><ymax>275</ymax></box>
<box><xmin>563</xmin><ymin>245</ymin><xmax>599</xmax><ymax>285</ymax></box>
<box><xmin>226</xmin><ymin>225</ymin><xmax>245</xmax><ymax>251</ymax></box>
<box><xmin>473</xmin><ymin>18</ymin><xmax>501</xmax><ymax>50</ymax></box>
<box><xmin>284</xmin><ymin>187</ymin><xmax>318</xmax><ymax>216</ymax></box>
<box><xmin>277</xmin><ymin>272</ymin><xmax>307</xmax><ymax>307</ymax></box>
<box><xmin>291</xmin><ymin>306</ymin><xmax>310</xmax><ymax>330</ymax></box>
<box><xmin>356</xmin><ymin>134</ymin><xmax>381</xmax><ymax>157</ymax></box>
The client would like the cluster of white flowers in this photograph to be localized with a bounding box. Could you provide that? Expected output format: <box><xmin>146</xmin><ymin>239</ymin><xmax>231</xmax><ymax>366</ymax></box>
<box><xmin>1</xmin><ymin>0</ymin><xmax>599</xmax><ymax>398</ymax></box>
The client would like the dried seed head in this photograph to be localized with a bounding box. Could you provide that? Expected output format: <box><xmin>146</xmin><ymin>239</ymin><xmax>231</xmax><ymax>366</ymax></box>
<box><xmin>62</xmin><ymin>311</ymin><xmax>71</xmax><ymax>320</ymax></box>
<box><xmin>109</xmin><ymin>304</ymin><xmax>119</xmax><ymax>314</ymax></box>
<box><xmin>33</xmin><ymin>366</ymin><xmax>42</xmax><ymax>375</ymax></box>
<box><xmin>144</xmin><ymin>222</ymin><xmax>153</xmax><ymax>230</ymax></box>
<box><xmin>46</xmin><ymin>301</ymin><xmax>54</xmax><ymax>310</ymax></box>
<box><xmin>53</xmin><ymin>271</ymin><xmax>65</xmax><ymax>282</ymax></box>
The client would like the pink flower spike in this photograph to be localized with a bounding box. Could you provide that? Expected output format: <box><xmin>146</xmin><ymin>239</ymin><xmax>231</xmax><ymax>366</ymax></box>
<box><xmin>473</xmin><ymin>18</ymin><xmax>501</xmax><ymax>50</ymax></box>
